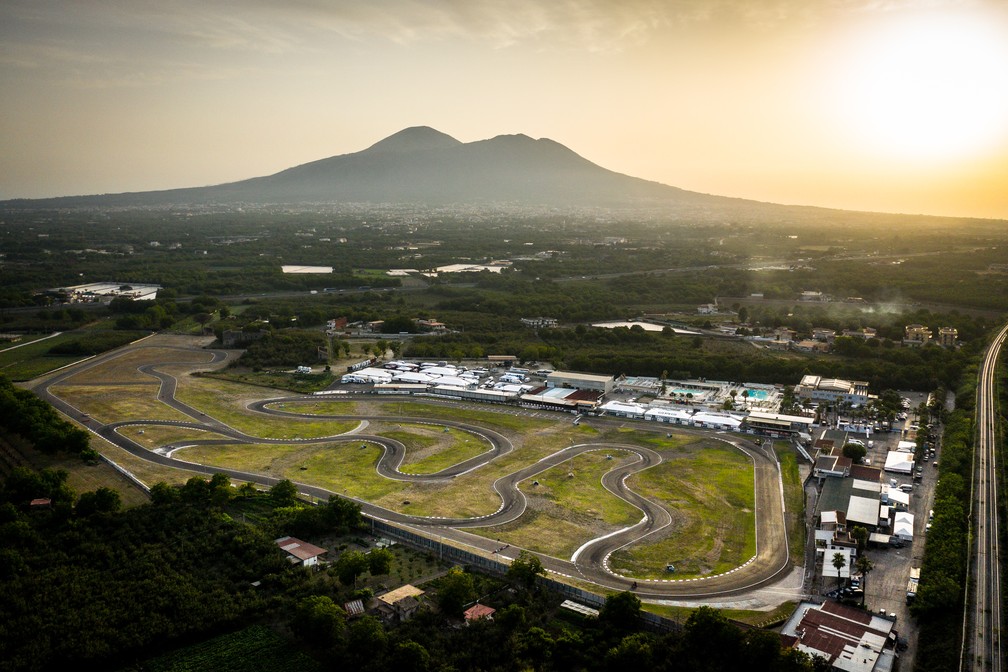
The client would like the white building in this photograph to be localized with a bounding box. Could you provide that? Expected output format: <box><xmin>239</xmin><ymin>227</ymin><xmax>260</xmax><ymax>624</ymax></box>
<box><xmin>276</xmin><ymin>536</ymin><xmax>327</xmax><ymax>567</ymax></box>
<box><xmin>546</xmin><ymin>371</ymin><xmax>614</xmax><ymax>394</ymax></box>
<box><xmin>795</xmin><ymin>375</ymin><xmax>870</xmax><ymax>406</ymax></box>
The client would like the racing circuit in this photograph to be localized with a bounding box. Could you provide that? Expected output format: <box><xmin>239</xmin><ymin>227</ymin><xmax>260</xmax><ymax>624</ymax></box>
<box><xmin>32</xmin><ymin>339</ymin><xmax>794</xmax><ymax>601</ymax></box>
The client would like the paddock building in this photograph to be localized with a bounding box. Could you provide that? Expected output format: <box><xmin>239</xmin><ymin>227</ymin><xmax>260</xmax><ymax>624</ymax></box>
<box><xmin>546</xmin><ymin>371</ymin><xmax>614</xmax><ymax>394</ymax></box>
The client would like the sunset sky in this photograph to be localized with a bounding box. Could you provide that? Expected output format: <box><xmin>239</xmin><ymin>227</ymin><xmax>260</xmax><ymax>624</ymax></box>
<box><xmin>2</xmin><ymin>0</ymin><xmax>1008</xmax><ymax>219</ymax></box>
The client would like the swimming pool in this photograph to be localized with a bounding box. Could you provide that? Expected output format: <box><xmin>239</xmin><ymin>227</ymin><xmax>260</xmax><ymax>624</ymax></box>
<box><xmin>742</xmin><ymin>388</ymin><xmax>771</xmax><ymax>401</ymax></box>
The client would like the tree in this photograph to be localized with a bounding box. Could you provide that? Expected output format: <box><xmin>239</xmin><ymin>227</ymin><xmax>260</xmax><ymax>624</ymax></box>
<box><xmin>293</xmin><ymin>595</ymin><xmax>346</xmax><ymax>648</ymax></box>
<box><xmin>437</xmin><ymin>566</ymin><xmax>475</xmax><ymax>617</ymax></box>
<box><xmin>832</xmin><ymin>552</ymin><xmax>847</xmax><ymax>590</ymax></box>
<box><xmin>269</xmin><ymin>479</ymin><xmax>299</xmax><ymax>507</ymax></box>
<box><xmin>75</xmin><ymin>487</ymin><xmax>121</xmax><ymax>517</ymax></box>
<box><xmin>855</xmin><ymin>554</ymin><xmax>874</xmax><ymax>606</ymax></box>
<box><xmin>851</xmin><ymin>526</ymin><xmax>868</xmax><ymax>553</ymax></box>
<box><xmin>842</xmin><ymin>443</ymin><xmax>867</xmax><ymax>463</ymax></box>
<box><xmin>368</xmin><ymin>547</ymin><xmax>394</xmax><ymax>576</ymax></box>
<box><xmin>507</xmin><ymin>550</ymin><xmax>545</xmax><ymax>591</ymax></box>
<box><xmin>391</xmin><ymin>640</ymin><xmax>431</xmax><ymax>672</ymax></box>
<box><xmin>335</xmin><ymin>550</ymin><xmax>369</xmax><ymax>586</ymax></box>
<box><xmin>600</xmin><ymin>590</ymin><xmax>641</xmax><ymax>633</ymax></box>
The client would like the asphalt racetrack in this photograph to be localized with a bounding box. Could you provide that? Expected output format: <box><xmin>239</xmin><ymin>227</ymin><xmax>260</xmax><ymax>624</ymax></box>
<box><xmin>33</xmin><ymin>340</ymin><xmax>792</xmax><ymax>599</ymax></box>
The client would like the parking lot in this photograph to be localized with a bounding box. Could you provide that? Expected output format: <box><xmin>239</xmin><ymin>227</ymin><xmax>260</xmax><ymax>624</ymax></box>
<box><xmin>824</xmin><ymin>390</ymin><xmax>937</xmax><ymax>669</ymax></box>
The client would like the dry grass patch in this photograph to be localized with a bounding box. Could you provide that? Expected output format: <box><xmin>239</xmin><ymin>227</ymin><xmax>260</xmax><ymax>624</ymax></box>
<box><xmin>174</xmin><ymin>376</ymin><xmax>356</xmax><ymax>439</ymax></box>
<box><xmin>49</xmin><ymin>384</ymin><xmax>192</xmax><ymax>424</ymax></box>
<box><xmin>60</xmin><ymin>347</ymin><xmax>216</xmax><ymax>385</ymax></box>
<box><xmin>90</xmin><ymin>434</ymin><xmax>206</xmax><ymax>488</ymax></box>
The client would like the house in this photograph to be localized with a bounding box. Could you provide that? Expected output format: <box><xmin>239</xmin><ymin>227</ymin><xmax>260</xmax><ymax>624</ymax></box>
<box><xmin>697</xmin><ymin>303</ymin><xmax>718</xmax><ymax>315</ymax></box>
<box><xmin>374</xmin><ymin>584</ymin><xmax>425</xmax><ymax>623</ymax></box>
<box><xmin>463</xmin><ymin>603</ymin><xmax>496</xmax><ymax>623</ymax></box>
<box><xmin>811</xmin><ymin>328</ymin><xmax>836</xmax><ymax>342</ymax></box>
<box><xmin>800</xmin><ymin>291</ymin><xmax>825</xmax><ymax>302</ymax></box>
<box><xmin>780</xmin><ymin>600</ymin><xmax>896</xmax><ymax>672</ymax></box>
<box><xmin>793</xmin><ymin>339</ymin><xmax>831</xmax><ymax>354</ymax></box>
<box><xmin>275</xmin><ymin>536</ymin><xmax>327</xmax><ymax>567</ymax></box>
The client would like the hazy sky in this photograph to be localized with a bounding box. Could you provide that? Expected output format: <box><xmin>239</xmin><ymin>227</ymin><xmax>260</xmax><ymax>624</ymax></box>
<box><xmin>3</xmin><ymin>0</ymin><xmax>1008</xmax><ymax>219</ymax></box>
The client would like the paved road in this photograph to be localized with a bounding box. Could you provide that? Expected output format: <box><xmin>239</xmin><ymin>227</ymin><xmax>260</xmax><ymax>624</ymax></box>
<box><xmin>965</xmin><ymin>322</ymin><xmax>1008</xmax><ymax>671</ymax></box>
<box><xmin>33</xmin><ymin>340</ymin><xmax>794</xmax><ymax>599</ymax></box>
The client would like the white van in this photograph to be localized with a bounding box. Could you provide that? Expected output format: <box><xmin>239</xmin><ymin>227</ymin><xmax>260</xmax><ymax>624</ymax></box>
<box><xmin>899</xmin><ymin>484</ymin><xmax>913</xmax><ymax>493</ymax></box>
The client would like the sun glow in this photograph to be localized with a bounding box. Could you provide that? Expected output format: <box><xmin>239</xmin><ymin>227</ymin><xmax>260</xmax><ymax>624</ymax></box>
<box><xmin>836</xmin><ymin>10</ymin><xmax>1008</xmax><ymax>162</ymax></box>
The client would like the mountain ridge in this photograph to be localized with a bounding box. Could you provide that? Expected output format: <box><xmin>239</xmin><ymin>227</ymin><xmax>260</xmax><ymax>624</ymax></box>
<box><xmin>1</xmin><ymin>127</ymin><xmax>739</xmax><ymax>210</ymax></box>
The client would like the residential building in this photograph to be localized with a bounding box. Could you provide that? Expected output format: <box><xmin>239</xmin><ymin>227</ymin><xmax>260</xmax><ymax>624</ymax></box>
<box><xmin>903</xmin><ymin>324</ymin><xmax>932</xmax><ymax>346</ymax></box>
<box><xmin>374</xmin><ymin>584</ymin><xmax>425</xmax><ymax>623</ymax></box>
<box><xmin>937</xmin><ymin>326</ymin><xmax>958</xmax><ymax>347</ymax></box>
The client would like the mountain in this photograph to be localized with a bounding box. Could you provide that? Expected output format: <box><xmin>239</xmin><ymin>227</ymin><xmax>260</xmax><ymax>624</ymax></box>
<box><xmin>2</xmin><ymin>126</ymin><xmax>744</xmax><ymax>209</ymax></box>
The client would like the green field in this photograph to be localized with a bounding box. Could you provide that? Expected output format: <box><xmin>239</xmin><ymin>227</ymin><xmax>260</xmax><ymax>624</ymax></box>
<box><xmin>264</xmin><ymin>399</ymin><xmax>358</xmax><ymax>415</ymax></box>
<box><xmin>118</xmin><ymin>424</ymin><xmax>233</xmax><ymax>450</ymax></box>
<box><xmin>775</xmin><ymin>443</ymin><xmax>805</xmax><ymax>563</ymax></box>
<box><xmin>378</xmin><ymin>423</ymin><xmax>490</xmax><ymax>475</ymax></box>
<box><xmin>607</xmin><ymin>444</ymin><xmax>756</xmax><ymax>579</ymax></box>
<box><xmin>0</xmin><ymin>331</ymin><xmax>90</xmax><ymax>380</ymax></box>
<box><xmin>472</xmin><ymin>450</ymin><xmax>642</xmax><ymax>558</ymax></box>
<box><xmin>396</xmin><ymin>401</ymin><xmax>553</xmax><ymax>432</ymax></box>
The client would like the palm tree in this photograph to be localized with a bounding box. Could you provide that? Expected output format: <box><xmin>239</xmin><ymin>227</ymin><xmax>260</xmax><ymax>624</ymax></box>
<box><xmin>855</xmin><ymin>555</ymin><xmax>874</xmax><ymax>607</ymax></box>
<box><xmin>832</xmin><ymin>551</ymin><xmax>847</xmax><ymax>591</ymax></box>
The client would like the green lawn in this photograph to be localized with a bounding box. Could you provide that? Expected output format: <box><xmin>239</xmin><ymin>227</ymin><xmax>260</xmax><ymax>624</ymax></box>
<box><xmin>607</xmin><ymin>445</ymin><xmax>756</xmax><ymax>579</ymax></box>
<box><xmin>396</xmin><ymin>402</ymin><xmax>553</xmax><ymax>432</ymax></box>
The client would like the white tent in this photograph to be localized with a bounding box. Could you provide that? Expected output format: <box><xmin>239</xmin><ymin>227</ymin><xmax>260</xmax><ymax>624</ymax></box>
<box><xmin>893</xmin><ymin>512</ymin><xmax>915</xmax><ymax>541</ymax></box>
<box><xmin>884</xmin><ymin>451</ymin><xmax>915</xmax><ymax>474</ymax></box>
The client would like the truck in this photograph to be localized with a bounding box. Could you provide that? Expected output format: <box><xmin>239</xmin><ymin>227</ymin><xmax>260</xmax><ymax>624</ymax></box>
<box><xmin>906</xmin><ymin>567</ymin><xmax>921</xmax><ymax>603</ymax></box>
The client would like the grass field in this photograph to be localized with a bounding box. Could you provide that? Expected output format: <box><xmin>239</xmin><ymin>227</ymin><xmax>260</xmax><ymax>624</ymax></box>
<box><xmin>607</xmin><ymin>443</ymin><xmax>756</xmax><ymax>580</ymax></box>
<box><xmin>60</xmin><ymin>346</ymin><xmax>215</xmax><ymax>384</ymax></box>
<box><xmin>378</xmin><ymin>423</ymin><xmax>490</xmax><ymax>475</ymax></box>
<box><xmin>202</xmin><ymin>369</ymin><xmax>336</xmax><ymax>394</ymax></box>
<box><xmin>49</xmin><ymin>383</ymin><xmax>192</xmax><ymax>424</ymax></box>
<box><xmin>117</xmin><ymin>424</ymin><xmax>233</xmax><ymax>450</ymax></box>
<box><xmin>0</xmin><ymin>330</ymin><xmax>88</xmax><ymax>380</ymax></box>
<box><xmin>775</xmin><ymin>443</ymin><xmax>806</xmax><ymax>563</ymax></box>
<box><xmin>396</xmin><ymin>401</ymin><xmax>553</xmax><ymax>432</ymax></box>
<box><xmin>264</xmin><ymin>399</ymin><xmax>358</xmax><ymax>415</ymax></box>
<box><xmin>470</xmin><ymin>450</ymin><xmax>642</xmax><ymax>558</ymax></box>
<box><xmin>174</xmin><ymin>376</ymin><xmax>358</xmax><ymax>438</ymax></box>
<box><xmin>645</xmin><ymin>600</ymin><xmax>799</xmax><ymax>628</ymax></box>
